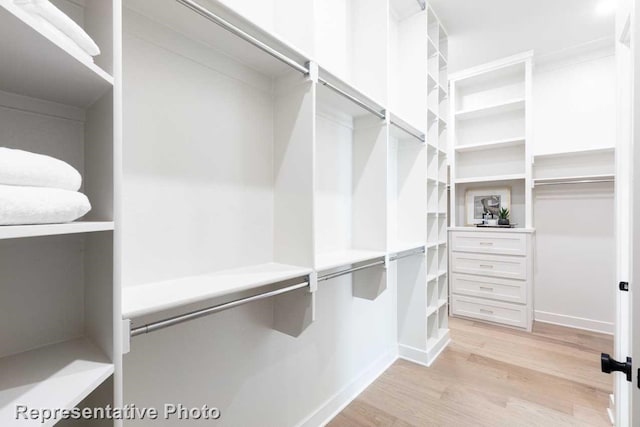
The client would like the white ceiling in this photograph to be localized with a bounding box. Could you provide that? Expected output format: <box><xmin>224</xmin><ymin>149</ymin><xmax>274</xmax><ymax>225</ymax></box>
<box><xmin>429</xmin><ymin>0</ymin><xmax>616</xmax><ymax>72</ymax></box>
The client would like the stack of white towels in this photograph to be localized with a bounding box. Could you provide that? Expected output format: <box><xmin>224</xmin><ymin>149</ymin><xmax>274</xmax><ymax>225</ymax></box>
<box><xmin>14</xmin><ymin>0</ymin><xmax>101</xmax><ymax>63</ymax></box>
<box><xmin>0</xmin><ymin>147</ymin><xmax>91</xmax><ymax>225</ymax></box>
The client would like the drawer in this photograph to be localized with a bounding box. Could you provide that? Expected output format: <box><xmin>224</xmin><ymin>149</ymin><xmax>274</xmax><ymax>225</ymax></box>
<box><xmin>451</xmin><ymin>273</ymin><xmax>527</xmax><ymax>304</ymax></box>
<box><xmin>451</xmin><ymin>295</ymin><xmax>528</xmax><ymax>329</ymax></box>
<box><xmin>451</xmin><ymin>231</ymin><xmax>527</xmax><ymax>256</ymax></box>
<box><xmin>451</xmin><ymin>252</ymin><xmax>527</xmax><ymax>280</ymax></box>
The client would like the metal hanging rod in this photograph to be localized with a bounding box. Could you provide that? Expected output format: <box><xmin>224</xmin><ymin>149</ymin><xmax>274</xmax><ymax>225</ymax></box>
<box><xmin>389</xmin><ymin>247</ymin><xmax>426</xmax><ymax>262</ymax></box>
<box><xmin>417</xmin><ymin>0</ymin><xmax>426</xmax><ymax>11</ymax></box>
<box><xmin>318</xmin><ymin>77</ymin><xmax>386</xmax><ymax>120</ymax></box>
<box><xmin>534</xmin><ymin>178</ymin><xmax>615</xmax><ymax>187</ymax></box>
<box><xmin>176</xmin><ymin>0</ymin><xmax>309</xmax><ymax>75</ymax></box>
<box><xmin>130</xmin><ymin>280</ymin><xmax>310</xmax><ymax>337</ymax></box>
<box><xmin>318</xmin><ymin>259</ymin><xmax>385</xmax><ymax>282</ymax></box>
<box><xmin>390</xmin><ymin>120</ymin><xmax>425</xmax><ymax>143</ymax></box>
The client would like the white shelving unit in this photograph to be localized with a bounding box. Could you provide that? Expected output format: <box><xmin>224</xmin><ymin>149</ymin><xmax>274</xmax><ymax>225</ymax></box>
<box><xmin>395</xmin><ymin>3</ymin><xmax>451</xmax><ymax>366</ymax></box>
<box><xmin>449</xmin><ymin>51</ymin><xmax>534</xmax><ymax>228</ymax></box>
<box><xmin>0</xmin><ymin>0</ymin><xmax>119</xmax><ymax>424</ymax></box>
<box><xmin>533</xmin><ymin>147</ymin><xmax>615</xmax><ymax>185</ymax></box>
<box><xmin>1</xmin><ymin>0</ymin><xmax>452</xmax><ymax>423</ymax></box>
<box><xmin>448</xmin><ymin>52</ymin><xmax>536</xmax><ymax>332</ymax></box>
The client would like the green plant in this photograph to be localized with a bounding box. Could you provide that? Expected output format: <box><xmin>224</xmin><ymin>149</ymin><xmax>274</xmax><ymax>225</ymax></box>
<box><xmin>499</xmin><ymin>207</ymin><xmax>510</xmax><ymax>220</ymax></box>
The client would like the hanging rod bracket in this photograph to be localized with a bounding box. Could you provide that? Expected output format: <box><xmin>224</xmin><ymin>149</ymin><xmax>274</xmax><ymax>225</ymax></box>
<box><xmin>305</xmin><ymin>61</ymin><xmax>319</xmax><ymax>83</ymax></box>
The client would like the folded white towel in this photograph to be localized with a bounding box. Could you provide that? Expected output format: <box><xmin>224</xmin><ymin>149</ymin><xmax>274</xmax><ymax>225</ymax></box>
<box><xmin>0</xmin><ymin>185</ymin><xmax>91</xmax><ymax>225</ymax></box>
<box><xmin>15</xmin><ymin>0</ymin><xmax>100</xmax><ymax>57</ymax></box>
<box><xmin>0</xmin><ymin>147</ymin><xmax>82</xmax><ymax>191</ymax></box>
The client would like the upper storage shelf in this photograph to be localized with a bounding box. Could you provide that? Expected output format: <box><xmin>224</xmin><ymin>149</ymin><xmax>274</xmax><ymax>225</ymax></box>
<box><xmin>125</xmin><ymin>0</ymin><xmax>311</xmax><ymax>79</ymax></box>
<box><xmin>123</xmin><ymin>263</ymin><xmax>312</xmax><ymax>320</ymax></box>
<box><xmin>0</xmin><ymin>0</ymin><xmax>113</xmax><ymax>107</ymax></box>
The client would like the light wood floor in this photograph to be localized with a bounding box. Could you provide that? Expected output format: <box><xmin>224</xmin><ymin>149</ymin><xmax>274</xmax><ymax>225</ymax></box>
<box><xmin>329</xmin><ymin>317</ymin><xmax>614</xmax><ymax>427</ymax></box>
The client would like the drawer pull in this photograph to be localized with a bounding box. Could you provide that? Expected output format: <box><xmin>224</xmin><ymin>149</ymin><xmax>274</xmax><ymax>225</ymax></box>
<box><xmin>479</xmin><ymin>264</ymin><xmax>494</xmax><ymax>269</ymax></box>
<box><xmin>479</xmin><ymin>286</ymin><xmax>494</xmax><ymax>291</ymax></box>
<box><xmin>479</xmin><ymin>308</ymin><xmax>494</xmax><ymax>314</ymax></box>
<box><xmin>479</xmin><ymin>242</ymin><xmax>494</xmax><ymax>246</ymax></box>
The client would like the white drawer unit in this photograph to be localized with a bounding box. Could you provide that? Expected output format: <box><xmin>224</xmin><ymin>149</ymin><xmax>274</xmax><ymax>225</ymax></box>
<box><xmin>451</xmin><ymin>252</ymin><xmax>527</xmax><ymax>280</ymax></box>
<box><xmin>449</xmin><ymin>229</ymin><xmax>534</xmax><ymax>331</ymax></box>
<box><xmin>451</xmin><ymin>295</ymin><xmax>529</xmax><ymax>329</ymax></box>
<box><xmin>451</xmin><ymin>273</ymin><xmax>527</xmax><ymax>304</ymax></box>
<box><xmin>451</xmin><ymin>231</ymin><xmax>527</xmax><ymax>256</ymax></box>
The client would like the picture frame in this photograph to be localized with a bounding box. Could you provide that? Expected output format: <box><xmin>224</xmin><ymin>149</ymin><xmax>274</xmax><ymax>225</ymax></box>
<box><xmin>464</xmin><ymin>187</ymin><xmax>511</xmax><ymax>225</ymax></box>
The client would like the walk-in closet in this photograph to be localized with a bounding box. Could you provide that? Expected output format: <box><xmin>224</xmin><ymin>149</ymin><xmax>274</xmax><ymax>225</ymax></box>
<box><xmin>0</xmin><ymin>0</ymin><xmax>635</xmax><ymax>425</ymax></box>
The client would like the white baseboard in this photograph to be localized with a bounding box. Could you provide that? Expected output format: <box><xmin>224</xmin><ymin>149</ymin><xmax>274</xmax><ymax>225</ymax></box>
<box><xmin>296</xmin><ymin>347</ymin><xmax>398</xmax><ymax>427</ymax></box>
<box><xmin>534</xmin><ymin>310</ymin><xmax>614</xmax><ymax>335</ymax></box>
<box><xmin>398</xmin><ymin>344</ymin><xmax>429</xmax><ymax>367</ymax></box>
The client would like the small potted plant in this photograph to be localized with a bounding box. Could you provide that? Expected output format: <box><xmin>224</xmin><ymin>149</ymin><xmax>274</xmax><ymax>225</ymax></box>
<box><xmin>498</xmin><ymin>207</ymin><xmax>510</xmax><ymax>226</ymax></box>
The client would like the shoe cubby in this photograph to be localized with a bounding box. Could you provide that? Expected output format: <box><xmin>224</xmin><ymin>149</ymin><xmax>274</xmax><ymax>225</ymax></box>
<box><xmin>427</xmin><ymin>213</ymin><xmax>438</xmax><ymax>246</ymax></box>
<box><xmin>438</xmin><ymin>215</ymin><xmax>447</xmax><ymax>243</ymax></box>
<box><xmin>438</xmin><ymin>273</ymin><xmax>448</xmax><ymax>307</ymax></box>
<box><xmin>427</xmin><ymin>277</ymin><xmax>439</xmax><ymax>315</ymax></box>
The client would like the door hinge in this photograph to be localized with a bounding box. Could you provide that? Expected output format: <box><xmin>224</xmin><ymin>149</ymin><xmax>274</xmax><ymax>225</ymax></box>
<box><xmin>601</xmin><ymin>353</ymin><xmax>632</xmax><ymax>382</ymax></box>
<box><xmin>619</xmin><ymin>281</ymin><xmax>629</xmax><ymax>291</ymax></box>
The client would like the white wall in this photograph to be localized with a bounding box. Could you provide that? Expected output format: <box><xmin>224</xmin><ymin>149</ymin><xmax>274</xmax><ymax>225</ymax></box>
<box><xmin>532</xmin><ymin>50</ymin><xmax>616</xmax><ymax>333</ymax></box>
<box><xmin>533</xmin><ymin>49</ymin><xmax>616</xmax><ymax>155</ymax></box>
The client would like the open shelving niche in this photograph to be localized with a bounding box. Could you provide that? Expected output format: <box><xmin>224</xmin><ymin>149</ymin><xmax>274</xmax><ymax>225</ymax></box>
<box><xmin>449</xmin><ymin>51</ymin><xmax>534</xmax><ymax>229</ymax></box>
<box><xmin>120</xmin><ymin>0</ymin><xmax>318</xmax><ymax>340</ymax></box>
<box><xmin>533</xmin><ymin>147</ymin><xmax>615</xmax><ymax>186</ymax></box>
<box><xmin>315</xmin><ymin>0</ymin><xmax>388</xmax><ymax>106</ymax></box>
<box><xmin>0</xmin><ymin>0</ymin><xmax>118</xmax><ymax>424</ymax></box>
<box><xmin>314</xmin><ymin>69</ymin><xmax>388</xmax><ymax>300</ymax></box>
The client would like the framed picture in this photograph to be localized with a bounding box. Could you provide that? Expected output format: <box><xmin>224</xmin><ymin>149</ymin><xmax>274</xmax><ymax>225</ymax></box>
<box><xmin>465</xmin><ymin>187</ymin><xmax>511</xmax><ymax>225</ymax></box>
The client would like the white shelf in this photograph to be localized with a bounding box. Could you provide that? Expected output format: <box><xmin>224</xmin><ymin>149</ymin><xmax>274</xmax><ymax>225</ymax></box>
<box><xmin>439</xmin><ymin>52</ymin><xmax>448</xmax><ymax>69</ymax></box>
<box><xmin>316</xmin><ymin>249</ymin><xmax>386</xmax><ymax>272</ymax></box>
<box><xmin>123</xmin><ymin>263</ymin><xmax>313</xmax><ymax>319</ymax></box>
<box><xmin>428</xmin><ymin>109</ymin><xmax>438</xmax><ymax>124</ymax></box>
<box><xmin>0</xmin><ymin>1</ymin><xmax>113</xmax><ymax>107</ymax></box>
<box><xmin>455</xmin><ymin>173</ymin><xmax>526</xmax><ymax>184</ymax></box>
<box><xmin>426</xmin><ymin>305</ymin><xmax>438</xmax><ymax>317</ymax></box>
<box><xmin>533</xmin><ymin>146</ymin><xmax>615</xmax><ymax>161</ymax></box>
<box><xmin>389</xmin><ymin>242</ymin><xmax>426</xmax><ymax>256</ymax></box>
<box><xmin>427</xmin><ymin>73</ymin><xmax>438</xmax><ymax>92</ymax></box>
<box><xmin>437</xmin><ymin>298</ymin><xmax>448</xmax><ymax>308</ymax></box>
<box><xmin>0</xmin><ymin>221</ymin><xmax>114</xmax><ymax>240</ymax></box>
<box><xmin>455</xmin><ymin>137</ymin><xmax>526</xmax><ymax>153</ymax></box>
<box><xmin>455</xmin><ymin>98</ymin><xmax>526</xmax><ymax>121</ymax></box>
<box><xmin>0</xmin><ymin>338</ymin><xmax>113</xmax><ymax>427</ymax></box>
